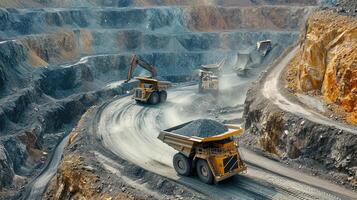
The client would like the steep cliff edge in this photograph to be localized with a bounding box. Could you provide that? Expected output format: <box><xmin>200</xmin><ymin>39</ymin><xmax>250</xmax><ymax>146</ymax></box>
<box><xmin>243</xmin><ymin>11</ymin><xmax>357</xmax><ymax>190</ymax></box>
<box><xmin>285</xmin><ymin>11</ymin><xmax>357</xmax><ymax>124</ymax></box>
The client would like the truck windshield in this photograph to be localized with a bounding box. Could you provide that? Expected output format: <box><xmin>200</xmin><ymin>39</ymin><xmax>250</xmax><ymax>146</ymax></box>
<box><xmin>144</xmin><ymin>84</ymin><xmax>152</xmax><ymax>88</ymax></box>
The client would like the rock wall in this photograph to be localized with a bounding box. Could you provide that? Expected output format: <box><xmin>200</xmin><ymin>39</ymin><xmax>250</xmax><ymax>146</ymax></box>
<box><xmin>244</xmin><ymin>11</ymin><xmax>357</xmax><ymax>189</ymax></box>
<box><xmin>0</xmin><ymin>40</ymin><xmax>29</xmax><ymax>94</ymax></box>
<box><xmin>0</xmin><ymin>6</ymin><xmax>310</xmax><ymax>38</ymax></box>
<box><xmin>186</xmin><ymin>6</ymin><xmax>309</xmax><ymax>31</ymax></box>
<box><xmin>286</xmin><ymin>11</ymin><xmax>357</xmax><ymax>124</ymax></box>
<box><xmin>244</xmin><ymin>69</ymin><xmax>357</xmax><ymax>189</ymax></box>
<box><xmin>0</xmin><ymin>145</ymin><xmax>14</xmax><ymax>188</ymax></box>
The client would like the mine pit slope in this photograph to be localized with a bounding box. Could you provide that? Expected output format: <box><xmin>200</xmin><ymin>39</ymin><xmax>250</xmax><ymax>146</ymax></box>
<box><xmin>243</xmin><ymin>9</ymin><xmax>357</xmax><ymax>196</ymax></box>
<box><xmin>263</xmin><ymin>46</ymin><xmax>357</xmax><ymax>133</ymax></box>
<box><xmin>1</xmin><ymin>0</ymin><xmax>352</xmax><ymax>200</ymax></box>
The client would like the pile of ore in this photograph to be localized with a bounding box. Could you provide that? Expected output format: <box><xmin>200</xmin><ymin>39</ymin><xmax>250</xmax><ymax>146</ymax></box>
<box><xmin>173</xmin><ymin>119</ymin><xmax>228</xmax><ymax>138</ymax></box>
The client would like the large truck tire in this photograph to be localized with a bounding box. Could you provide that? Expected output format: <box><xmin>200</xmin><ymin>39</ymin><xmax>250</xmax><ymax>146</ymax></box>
<box><xmin>196</xmin><ymin>159</ymin><xmax>214</xmax><ymax>184</ymax></box>
<box><xmin>148</xmin><ymin>92</ymin><xmax>159</xmax><ymax>105</ymax></box>
<box><xmin>173</xmin><ymin>153</ymin><xmax>192</xmax><ymax>176</ymax></box>
<box><xmin>198</xmin><ymin>81</ymin><xmax>203</xmax><ymax>93</ymax></box>
<box><xmin>159</xmin><ymin>91</ymin><xmax>167</xmax><ymax>103</ymax></box>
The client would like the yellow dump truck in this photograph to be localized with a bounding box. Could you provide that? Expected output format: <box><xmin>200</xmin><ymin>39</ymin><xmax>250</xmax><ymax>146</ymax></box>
<box><xmin>158</xmin><ymin>120</ymin><xmax>246</xmax><ymax>184</ymax></box>
<box><xmin>198</xmin><ymin>70</ymin><xmax>219</xmax><ymax>94</ymax></box>
<box><xmin>198</xmin><ymin>59</ymin><xmax>225</xmax><ymax>94</ymax></box>
<box><xmin>133</xmin><ymin>77</ymin><xmax>171</xmax><ymax>104</ymax></box>
<box><xmin>256</xmin><ymin>40</ymin><xmax>272</xmax><ymax>56</ymax></box>
<box><xmin>124</xmin><ymin>55</ymin><xmax>171</xmax><ymax>104</ymax></box>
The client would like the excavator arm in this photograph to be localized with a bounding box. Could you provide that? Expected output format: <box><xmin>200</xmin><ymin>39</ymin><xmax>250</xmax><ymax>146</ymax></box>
<box><xmin>125</xmin><ymin>55</ymin><xmax>158</xmax><ymax>83</ymax></box>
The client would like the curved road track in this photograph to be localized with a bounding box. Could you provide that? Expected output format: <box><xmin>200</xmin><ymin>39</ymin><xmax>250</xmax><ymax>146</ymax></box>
<box><xmin>27</xmin><ymin>136</ymin><xmax>69</xmax><ymax>199</ymax></box>
<box><xmin>96</xmin><ymin>83</ymin><xmax>356</xmax><ymax>199</ymax></box>
<box><xmin>263</xmin><ymin>47</ymin><xmax>357</xmax><ymax>133</ymax></box>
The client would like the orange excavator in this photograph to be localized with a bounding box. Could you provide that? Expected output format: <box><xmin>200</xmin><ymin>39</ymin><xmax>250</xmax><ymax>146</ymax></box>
<box><xmin>125</xmin><ymin>55</ymin><xmax>157</xmax><ymax>83</ymax></box>
<box><xmin>125</xmin><ymin>55</ymin><xmax>171</xmax><ymax>105</ymax></box>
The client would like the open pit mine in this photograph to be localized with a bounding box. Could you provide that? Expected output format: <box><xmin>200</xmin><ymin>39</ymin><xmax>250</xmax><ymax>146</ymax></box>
<box><xmin>0</xmin><ymin>0</ymin><xmax>356</xmax><ymax>200</ymax></box>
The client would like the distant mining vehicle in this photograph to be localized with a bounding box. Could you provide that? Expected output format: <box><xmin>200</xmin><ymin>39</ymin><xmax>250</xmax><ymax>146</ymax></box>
<box><xmin>198</xmin><ymin>59</ymin><xmax>225</xmax><ymax>94</ymax></box>
<box><xmin>125</xmin><ymin>55</ymin><xmax>171</xmax><ymax>105</ymax></box>
<box><xmin>233</xmin><ymin>54</ymin><xmax>252</xmax><ymax>77</ymax></box>
<box><xmin>158</xmin><ymin>120</ymin><xmax>247</xmax><ymax>184</ymax></box>
<box><xmin>256</xmin><ymin>40</ymin><xmax>272</xmax><ymax>56</ymax></box>
<box><xmin>235</xmin><ymin>68</ymin><xmax>250</xmax><ymax>77</ymax></box>
<box><xmin>234</xmin><ymin>40</ymin><xmax>272</xmax><ymax>77</ymax></box>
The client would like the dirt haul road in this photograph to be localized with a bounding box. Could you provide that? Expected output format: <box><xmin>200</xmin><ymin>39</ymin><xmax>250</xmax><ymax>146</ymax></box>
<box><xmin>96</xmin><ymin>84</ymin><xmax>356</xmax><ymax>200</ymax></box>
<box><xmin>263</xmin><ymin>46</ymin><xmax>357</xmax><ymax>133</ymax></box>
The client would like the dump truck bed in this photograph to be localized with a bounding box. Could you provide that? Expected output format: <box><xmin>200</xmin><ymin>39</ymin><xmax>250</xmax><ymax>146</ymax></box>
<box><xmin>158</xmin><ymin>121</ymin><xmax>243</xmax><ymax>156</ymax></box>
<box><xmin>135</xmin><ymin>76</ymin><xmax>171</xmax><ymax>86</ymax></box>
<box><xmin>159</xmin><ymin>120</ymin><xmax>246</xmax><ymax>183</ymax></box>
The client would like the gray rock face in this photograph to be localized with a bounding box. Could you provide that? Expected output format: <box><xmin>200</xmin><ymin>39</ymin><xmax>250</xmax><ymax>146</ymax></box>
<box><xmin>173</xmin><ymin>119</ymin><xmax>228</xmax><ymax>138</ymax></box>
<box><xmin>0</xmin><ymin>66</ymin><xmax>5</xmax><ymax>90</ymax></box>
<box><xmin>3</xmin><ymin>138</ymin><xmax>27</xmax><ymax>173</ymax></box>
<box><xmin>0</xmin><ymin>8</ymin><xmax>10</xmax><ymax>32</ymax></box>
<box><xmin>337</xmin><ymin>0</ymin><xmax>357</xmax><ymax>16</ymax></box>
<box><xmin>0</xmin><ymin>40</ymin><xmax>30</xmax><ymax>94</ymax></box>
<box><xmin>0</xmin><ymin>144</ymin><xmax>15</xmax><ymax>187</ymax></box>
<box><xmin>322</xmin><ymin>0</ymin><xmax>357</xmax><ymax>16</ymax></box>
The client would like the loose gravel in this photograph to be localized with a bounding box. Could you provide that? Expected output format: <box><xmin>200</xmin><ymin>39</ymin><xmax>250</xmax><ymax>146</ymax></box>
<box><xmin>173</xmin><ymin>119</ymin><xmax>228</xmax><ymax>138</ymax></box>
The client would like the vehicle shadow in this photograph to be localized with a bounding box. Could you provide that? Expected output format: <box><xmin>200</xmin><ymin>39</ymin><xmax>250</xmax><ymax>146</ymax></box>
<box><xmin>176</xmin><ymin>174</ymin><xmax>278</xmax><ymax>199</ymax></box>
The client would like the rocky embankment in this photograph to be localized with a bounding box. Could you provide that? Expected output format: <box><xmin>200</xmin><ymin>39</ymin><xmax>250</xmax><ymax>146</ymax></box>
<box><xmin>285</xmin><ymin>11</ymin><xmax>357</xmax><ymax>124</ymax></box>
<box><xmin>243</xmin><ymin>10</ymin><xmax>357</xmax><ymax>190</ymax></box>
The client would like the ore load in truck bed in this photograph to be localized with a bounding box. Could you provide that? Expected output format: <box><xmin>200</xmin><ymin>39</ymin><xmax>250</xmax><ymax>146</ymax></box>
<box><xmin>172</xmin><ymin>119</ymin><xmax>228</xmax><ymax>138</ymax></box>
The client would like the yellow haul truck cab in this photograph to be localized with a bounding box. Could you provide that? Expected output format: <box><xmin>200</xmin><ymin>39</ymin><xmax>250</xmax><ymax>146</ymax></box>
<box><xmin>158</xmin><ymin>121</ymin><xmax>247</xmax><ymax>184</ymax></box>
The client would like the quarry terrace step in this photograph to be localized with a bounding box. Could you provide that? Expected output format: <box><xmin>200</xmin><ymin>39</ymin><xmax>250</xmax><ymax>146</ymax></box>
<box><xmin>0</xmin><ymin>5</ymin><xmax>311</xmax><ymax>37</ymax></box>
<box><xmin>2</xmin><ymin>29</ymin><xmax>297</xmax><ymax>54</ymax></box>
<box><xmin>2</xmin><ymin>27</ymin><xmax>299</xmax><ymax>42</ymax></box>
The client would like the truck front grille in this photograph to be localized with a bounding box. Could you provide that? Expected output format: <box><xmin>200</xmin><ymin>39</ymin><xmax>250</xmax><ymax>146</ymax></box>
<box><xmin>223</xmin><ymin>155</ymin><xmax>238</xmax><ymax>173</ymax></box>
<box><xmin>135</xmin><ymin>89</ymin><xmax>143</xmax><ymax>98</ymax></box>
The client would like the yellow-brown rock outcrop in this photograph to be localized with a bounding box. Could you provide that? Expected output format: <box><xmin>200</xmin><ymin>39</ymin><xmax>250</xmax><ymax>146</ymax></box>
<box><xmin>287</xmin><ymin>11</ymin><xmax>357</xmax><ymax>124</ymax></box>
